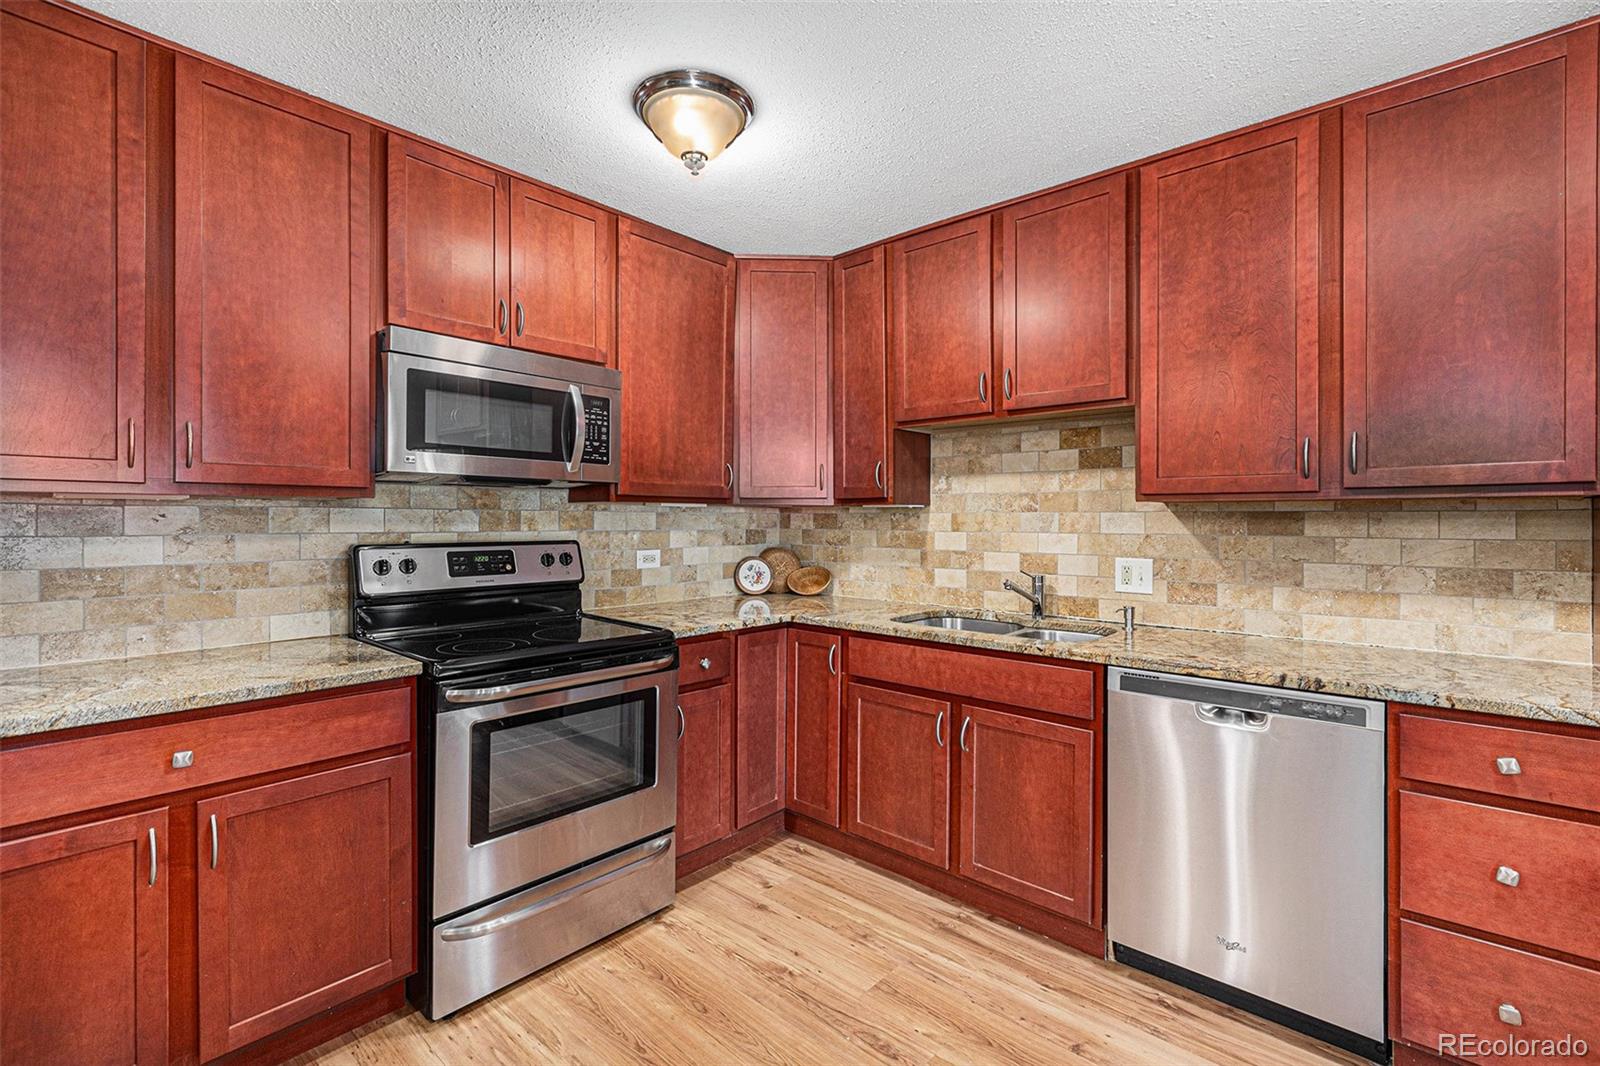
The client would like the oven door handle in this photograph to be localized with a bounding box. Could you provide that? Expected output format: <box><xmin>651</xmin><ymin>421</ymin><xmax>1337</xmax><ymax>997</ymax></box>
<box><xmin>441</xmin><ymin>654</ymin><xmax>676</xmax><ymax>705</ymax></box>
<box><xmin>437</xmin><ymin>833</ymin><xmax>673</xmax><ymax>942</ymax></box>
<box><xmin>564</xmin><ymin>384</ymin><xmax>586</xmax><ymax>475</ymax></box>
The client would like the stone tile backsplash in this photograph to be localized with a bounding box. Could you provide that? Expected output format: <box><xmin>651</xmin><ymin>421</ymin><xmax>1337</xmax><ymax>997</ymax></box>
<box><xmin>778</xmin><ymin>414</ymin><xmax>1594</xmax><ymax>665</ymax></box>
<box><xmin>3</xmin><ymin>411</ymin><xmax>1593</xmax><ymax>668</ymax></box>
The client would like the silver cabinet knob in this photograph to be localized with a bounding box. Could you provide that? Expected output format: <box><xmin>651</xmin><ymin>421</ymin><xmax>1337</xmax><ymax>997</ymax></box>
<box><xmin>1496</xmin><ymin>756</ymin><xmax>1522</xmax><ymax>776</ymax></box>
<box><xmin>171</xmin><ymin>750</ymin><xmax>194</xmax><ymax>769</ymax></box>
<box><xmin>1495</xmin><ymin>865</ymin><xmax>1520</xmax><ymax>888</ymax></box>
<box><xmin>1497</xmin><ymin>1003</ymin><xmax>1522</xmax><ymax>1027</ymax></box>
<box><xmin>698</xmin><ymin>657</ymin><xmax>711</xmax><ymax>670</ymax></box>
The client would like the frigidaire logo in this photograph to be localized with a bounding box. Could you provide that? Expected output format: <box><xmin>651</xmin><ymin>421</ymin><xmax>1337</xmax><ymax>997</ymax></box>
<box><xmin>1216</xmin><ymin>936</ymin><xmax>1246</xmax><ymax>953</ymax></box>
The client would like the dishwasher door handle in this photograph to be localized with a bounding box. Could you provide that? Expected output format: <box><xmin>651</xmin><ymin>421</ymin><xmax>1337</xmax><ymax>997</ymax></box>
<box><xmin>1195</xmin><ymin>704</ymin><xmax>1270</xmax><ymax>731</ymax></box>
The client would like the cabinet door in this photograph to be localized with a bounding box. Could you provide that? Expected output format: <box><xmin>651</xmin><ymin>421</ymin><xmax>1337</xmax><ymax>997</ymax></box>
<box><xmin>1343</xmin><ymin>29</ymin><xmax>1597</xmax><ymax>489</ymax></box>
<box><xmin>786</xmin><ymin>629</ymin><xmax>841</xmax><ymax>827</ymax></box>
<box><xmin>735</xmin><ymin>627</ymin><xmax>787</xmax><ymax>827</ymax></box>
<box><xmin>510</xmin><ymin>180</ymin><xmax>614</xmax><ymax>364</ymax></box>
<box><xmin>0</xmin><ymin>2</ymin><xmax>145</xmax><ymax>485</ymax></box>
<box><xmin>196</xmin><ymin>756</ymin><xmax>411</xmax><ymax>1060</ymax></box>
<box><xmin>1</xmin><ymin>809</ymin><xmax>168</xmax><ymax>1065</ymax></box>
<box><xmin>833</xmin><ymin>246</ymin><xmax>892</xmax><ymax>499</ymax></box>
<box><xmin>890</xmin><ymin>216</ymin><xmax>995</xmax><ymax>423</ymax></box>
<box><xmin>676</xmin><ymin>682</ymin><xmax>734</xmax><ymax>854</ymax></box>
<box><xmin>997</xmin><ymin>174</ymin><xmax>1129</xmax><ymax>412</ymax></box>
<box><xmin>174</xmin><ymin>57</ymin><xmax>372</xmax><ymax>489</ymax></box>
<box><xmin>616</xmin><ymin>218</ymin><xmax>735</xmax><ymax>499</ymax></box>
<box><xmin>844</xmin><ymin>682</ymin><xmax>951</xmax><ymax>868</ymax></box>
<box><xmin>736</xmin><ymin>259</ymin><xmax>831</xmax><ymax>501</ymax></box>
<box><xmin>1138</xmin><ymin>116</ymin><xmax>1322</xmax><ymax>496</ymax></box>
<box><xmin>956</xmin><ymin>705</ymin><xmax>1094</xmax><ymax>922</ymax></box>
<box><xmin>387</xmin><ymin>135</ymin><xmax>509</xmax><ymax>343</ymax></box>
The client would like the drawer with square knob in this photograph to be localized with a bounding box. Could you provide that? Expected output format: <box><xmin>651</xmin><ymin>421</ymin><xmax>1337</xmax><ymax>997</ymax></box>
<box><xmin>1396</xmin><ymin>710</ymin><xmax>1600</xmax><ymax>813</ymax></box>
<box><xmin>1398</xmin><ymin>791</ymin><xmax>1600</xmax><ymax>961</ymax></box>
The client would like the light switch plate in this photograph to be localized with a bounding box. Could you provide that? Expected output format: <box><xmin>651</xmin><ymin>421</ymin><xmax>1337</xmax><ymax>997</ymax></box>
<box><xmin>636</xmin><ymin>549</ymin><xmax>661</xmax><ymax>569</ymax></box>
<box><xmin>1114</xmin><ymin>557</ymin><xmax>1152</xmax><ymax>594</ymax></box>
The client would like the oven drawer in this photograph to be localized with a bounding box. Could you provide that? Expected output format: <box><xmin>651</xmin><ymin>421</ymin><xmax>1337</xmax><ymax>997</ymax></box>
<box><xmin>1398</xmin><ymin>791</ymin><xmax>1600</xmax><ymax>959</ymax></box>
<box><xmin>1399</xmin><ymin>920</ymin><xmax>1600</xmax><ymax>1062</ymax></box>
<box><xmin>1397</xmin><ymin>711</ymin><xmax>1600</xmax><ymax>813</ymax></box>
<box><xmin>678</xmin><ymin>634</ymin><xmax>733</xmax><ymax>689</ymax></box>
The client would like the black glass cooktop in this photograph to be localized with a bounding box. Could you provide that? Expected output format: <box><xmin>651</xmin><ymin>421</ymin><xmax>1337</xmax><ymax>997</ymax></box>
<box><xmin>368</xmin><ymin>613</ymin><xmax>668</xmax><ymax>673</ymax></box>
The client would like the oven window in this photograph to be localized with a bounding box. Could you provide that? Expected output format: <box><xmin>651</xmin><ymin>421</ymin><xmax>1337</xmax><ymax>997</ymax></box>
<box><xmin>469</xmin><ymin>691</ymin><xmax>656</xmax><ymax>843</ymax></box>
<box><xmin>407</xmin><ymin>367</ymin><xmax>569</xmax><ymax>461</ymax></box>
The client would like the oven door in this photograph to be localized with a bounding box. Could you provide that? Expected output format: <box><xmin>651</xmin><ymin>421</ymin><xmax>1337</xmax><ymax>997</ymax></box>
<box><xmin>431</xmin><ymin>656</ymin><xmax>678</xmax><ymax>918</ymax></box>
<box><xmin>382</xmin><ymin>350</ymin><xmax>612</xmax><ymax>483</ymax></box>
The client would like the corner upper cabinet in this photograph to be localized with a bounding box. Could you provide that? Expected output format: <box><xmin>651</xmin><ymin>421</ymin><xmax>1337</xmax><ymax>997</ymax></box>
<box><xmin>615</xmin><ymin>218</ymin><xmax>735</xmax><ymax>500</ymax></box>
<box><xmin>997</xmin><ymin>174</ymin><xmax>1130</xmax><ymax>412</ymax></box>
<box><xmin>1137</xmin><ymin>115</ymin><xmax>1323</xmax><ymax>497</ymax></box>
<box><xmin>735</xmin><ymin>258</ymin><xmax>831</xmax><ymax>502</ymax></box>
<box><xmin>510</xmin><ymin>181</ymin><xmax>614</xmax><ymax>364</ymax></box>
<box><xmin>0</xmin><ymin>2</ymin><xmax>146</xmax><ymax>486</ymax></box>
<box><xmin>891</xmin><ymin>216</ymin><xmax>995</xmax><ymax>423</ymax></box>
<box><xmin>174</xmin><ymin>57</ymin><xmax>373</xmax><ymax>490</ymax></box>
<box><xmin>387</xmin><ymin>135</ymin><xmax>510</xmax><ymax>343</ymax></box>
<box><xmin>1342</xmin><ymin>29</ymin><xmax>1597</xmax><ymax>490</ymax></box>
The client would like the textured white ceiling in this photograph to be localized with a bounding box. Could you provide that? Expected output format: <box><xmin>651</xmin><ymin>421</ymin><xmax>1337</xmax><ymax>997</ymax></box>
<box><xmin>81</xmin><ymin>0</ymin><xmax>1600</xmax><ymax>255</ymax></box>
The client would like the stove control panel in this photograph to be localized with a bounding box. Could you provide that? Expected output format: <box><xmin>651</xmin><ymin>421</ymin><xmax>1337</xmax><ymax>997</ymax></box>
<box><xmin>355</xmin><ymin>541</ymin><xmax>583</xmax><ymax>596</ymax></box>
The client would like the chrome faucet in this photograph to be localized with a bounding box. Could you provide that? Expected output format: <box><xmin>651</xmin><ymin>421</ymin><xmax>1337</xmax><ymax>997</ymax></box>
<box><xmin>1003</xmin><ymin>570</ymin><xmax>1047</xmax><ymax>624</ymax></box>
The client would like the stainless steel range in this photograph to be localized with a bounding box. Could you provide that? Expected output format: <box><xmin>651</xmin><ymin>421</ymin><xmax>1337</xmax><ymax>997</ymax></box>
<box><xmin>350</xmin><ymin>539</ymin><xmax>678</xmax><ymax>1019</ymax></box>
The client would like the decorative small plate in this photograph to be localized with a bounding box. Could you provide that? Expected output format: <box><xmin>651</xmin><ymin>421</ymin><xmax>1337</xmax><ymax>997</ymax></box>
<box><xmin>734</xmin><ymin>556</ymin><xmax>774</xmax><ymax>595</ymax></box>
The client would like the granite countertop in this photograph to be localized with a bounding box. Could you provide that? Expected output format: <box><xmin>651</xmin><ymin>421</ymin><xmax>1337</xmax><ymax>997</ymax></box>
<box><xmin>607</xmin><ymin>594</ymin><xmax>1600</xmax><ymax>730</ymax></box>
<box><xmin>0</xmin><ymin>637</ymin><xmax>422</xmax><ymax>740</ymax></box>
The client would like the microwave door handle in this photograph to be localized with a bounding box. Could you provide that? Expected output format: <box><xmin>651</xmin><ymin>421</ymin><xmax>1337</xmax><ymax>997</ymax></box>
<box><xmin>565</xmin><ymin>384</ymin><xmax>586</xmax><ymax>475</ymax></box>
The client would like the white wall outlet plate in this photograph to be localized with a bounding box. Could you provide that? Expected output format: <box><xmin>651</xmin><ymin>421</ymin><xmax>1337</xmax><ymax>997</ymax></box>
<box><xmin>1114</xmin><ymin>557</ymin><xmax>1153</xmax><ymax>594</ymax></box>
<box><xmin>636</xmin><ymin>549</ymin><xmax>661</xmax><ymax>569</ymax></box>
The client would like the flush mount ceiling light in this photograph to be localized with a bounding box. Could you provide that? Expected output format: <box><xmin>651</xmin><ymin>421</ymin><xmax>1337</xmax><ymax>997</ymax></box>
<box><xmin>632</xmin><ymin>69</ymin><xmax>754</xmax><ymax>176</ymax></box>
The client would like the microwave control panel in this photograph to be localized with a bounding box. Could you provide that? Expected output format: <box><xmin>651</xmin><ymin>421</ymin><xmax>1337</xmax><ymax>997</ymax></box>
<box><xmin>581</xmin><ymin>396</ymin><xmax>611</xmax><ymax>465</ymax></box>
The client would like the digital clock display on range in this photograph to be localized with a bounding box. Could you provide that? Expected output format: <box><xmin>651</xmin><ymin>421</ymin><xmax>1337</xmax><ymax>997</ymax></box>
<box><xmin>447</xmin><ymin>549</ymin><xmax>516</xmax><ymax>577</ymax></box>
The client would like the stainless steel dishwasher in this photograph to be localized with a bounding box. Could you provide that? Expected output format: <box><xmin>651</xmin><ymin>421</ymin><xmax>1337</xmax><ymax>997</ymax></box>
<box><xmin>1106</xmin><ymin>668</ymin><xmax>1387</xmax><ymax>1061</ymax></box>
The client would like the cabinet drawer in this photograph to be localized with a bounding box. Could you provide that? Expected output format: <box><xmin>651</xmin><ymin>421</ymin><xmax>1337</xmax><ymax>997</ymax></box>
<box><xmin>1398</xmin><ymin>711</ymin><xmax>1600</xmax><ymax>813</ymax></box>
<box><xmin>0</xmin><ymin>682</ymin><xmax>412</xmax><ymax>829</ymax></box>
<box><xmin>1398</xmin><ymin>791</ymin><xmax>1600</xmax><ymax>960</ymax></box>
<box><xmin>847</xmin><ymin>636</ymin><xmax>1096</xmax><ymax>719</ymax></box>
<box><xmin>678</xmin><ymin>633</ymin><xmax>734</xmax><ymax>689</ymax></box>
<box><xmin>1399</xmin><ymin>920</ymin><xmax>1600</xmax><ymax>1063</ymax></box>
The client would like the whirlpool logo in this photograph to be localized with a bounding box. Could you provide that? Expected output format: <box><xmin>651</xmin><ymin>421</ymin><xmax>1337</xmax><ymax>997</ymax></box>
<box><xmin>1216</xmin><ymin>936</ymin><xmax>1247</xmax><ymax>953</ymax></box>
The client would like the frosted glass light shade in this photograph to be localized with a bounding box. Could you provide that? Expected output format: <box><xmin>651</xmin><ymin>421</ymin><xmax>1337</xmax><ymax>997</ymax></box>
<box><xmin>633</xmin><ymin>71</ymin><xmax>754</xmax><ymax>176</ymax></box>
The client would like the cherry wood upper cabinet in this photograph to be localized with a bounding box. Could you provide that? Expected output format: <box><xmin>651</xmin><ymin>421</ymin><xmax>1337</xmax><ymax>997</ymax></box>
<box><xmin>174</xmin><ymin>58</ymin><xmax>372</xmax><ymax>489</ymax></box>
<box><xmin>0</xmin><ymin>808</ymin><xmax>169</xmax><ymax>1065</ymax></box>
<box><xmin>736</xmin><ymin>259</ymin><xmax>831</xmax><ymax>502</ymax></box>
<box><xmin>676</xmin><ymin>682</ymin><xmax>734</xmax><ymax>854</ymax></box>
<box><xmin>1137</xmin><ymin>115</ymin><xmax>1323</xmax><ymax>497</ymax></box>
<box><xmin>891</xmin><ymin>216</ymin><xmax>995</xmax><ymax>423</ymax></box>
<box><xmin>734</xmin><ymin>627</ymin><xmax>787</xmax><ymax>827</ymax></box>
<box><xmin>510</xmin><ymin>181</ymin><xmax>615</xmax><ymax>364</ymax></box>
<box><xmin>195</xmin><ymin>756</ymin><xmax>411</xmax><ymax>1061</ymax></box>
<box><xmin>786</xmin><ymin>629</ymin><xmax>842</xmax><ymax>827</ymax></box>
<box><xmin>0</xmin><ymin>2</ymin><xmax>145</xmax><ymax>485</ymax></box>
<box><xmin>834</xmin><ymin>247</ymin><xmax>892</xmax><ymax>499</ymax></box>
<box><xmin>957</xmin><ymin>705</ymin><xmax>1094</xmax><ymax>923</ymax></box>
<box><xmin>997</xmin><ymin>174</ymin><xmax>1130</xmax><ymax>412</ymax></box>
<box><xmin>616</xmin><ymin>218</ymin><xmax>735</xmax><ymax>499</ymax></box>
<box><xmin>844</xmin><ymin>681</ymin><xmax>951</xmax><ymax>869</ymax></box>
<box><xmin>1343</xmin><ymin>29</ymin><xmax>1598</xmax><ymax>490</ymax></box>
<box><xmin>387</xmin><ymin>135</ymin><xmax>509</xmax><ymax>343</ymax></box>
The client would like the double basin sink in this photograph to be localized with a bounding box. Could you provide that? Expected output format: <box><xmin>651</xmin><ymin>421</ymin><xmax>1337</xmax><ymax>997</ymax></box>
<box><xmin>893</xmin><ymin>613</ymin><xmax>1113</xmax><ymax>644</ymax></box>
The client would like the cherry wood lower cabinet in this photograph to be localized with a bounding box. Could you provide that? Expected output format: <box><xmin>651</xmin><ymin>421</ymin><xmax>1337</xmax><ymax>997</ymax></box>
<box><xmin>0</xmin><ymin>808</ymin><xmax>169</xmax><ymax>1065</ymax></box>
<box><xmin>785</xmin><ymin>629</ymin><xmax>841</xmax><ymax>827</ymax></box>
<box><xmin>734</xmin><ymin>628</ymin><xmax>787</xmax><ymax>827</ymax></box>
<box><xmin>844</xmin><ymin>682</ymin><xmax>952</xmax><ymax>868</ymax></box>
<box><xmin>675</xmin><ymin>680</ymin><xmax>734</xmax><ymax>855</ymax></box>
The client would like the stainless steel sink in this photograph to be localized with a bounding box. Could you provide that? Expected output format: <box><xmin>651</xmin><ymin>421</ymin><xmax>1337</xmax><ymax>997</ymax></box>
<box><xmin>1010</xmin><ymin>627</ymin><xmax>1109</xmax><ymax>644</ymax></box>
<box><xmin>895</xmin><ymin>614</ymin><xmax>1023</xmax><ymax>635</ymax></box>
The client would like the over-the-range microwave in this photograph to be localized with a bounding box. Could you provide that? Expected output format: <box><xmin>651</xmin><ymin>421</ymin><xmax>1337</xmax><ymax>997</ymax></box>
<box><xmin>376</xmin><ymin>326</ymin><xmax>619</xmax><ymax>485</ymax></box>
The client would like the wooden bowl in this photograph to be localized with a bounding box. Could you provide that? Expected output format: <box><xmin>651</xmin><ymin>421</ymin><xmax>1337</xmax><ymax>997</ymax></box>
<box><xmin>759</xmin><ymin>547</ymin><xmax>801</xmax><ymax>590</ymax></box>
<box><xmin>785</xmin><ymin>566</ymin><xmax>833</xmax><ymax>596</ymax></box>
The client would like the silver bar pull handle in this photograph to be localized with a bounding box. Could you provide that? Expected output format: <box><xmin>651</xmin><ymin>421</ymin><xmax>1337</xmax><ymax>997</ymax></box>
<box><xmin>209</xmin><ymin>813</ymin><xmax>218</xmax><ymax>870</ymax></box>
<box><xmin>498</xmin><ymin>298</ymin><xmax>508</xmax><ymax>335</ymax></box>
<box><xmin>147</xmin><ymin>827</ymin><xmax>157</xmax><ymax>886</ymax></box>
<box><xmin>1349</xmin><ymin>430</ymin><xmax>1359</xmax><ymax>474</ymax></box>
<box><xmin>818</xmin><ymin>463</ymin><xmax>824</xmax><ymax>489</ymax></box>
<box><xmin>185</xmin><ymin>421</ymin><xmax>194</xmax><ymax>468</ymax></box>
<box><xmin>1496</xmin><ymin>756</ymin><xmax>1522</xmax><ymax>776</ymax></box>
<box><xmin>127</xmin><ymin>418</ymin><xmax>136</xmax><ymax>468</ymax></box>
<box><xmin>1494</xmin><ymin>865</ymin><xmax>1519</xmax><ymax>888</ymax></box>
<box><xmin>959</xmin><ymin>715</ymin><xmax>972</xmax><ymax>752</ymax></box>
<box><xmin>724</xmin><ymin>462</ymin><xmax>734</xmax><ymax>492</ymax></box>
<box><xmin>1003</xmin><ymin>367</ymin><xmax>1013</xmax><ymax>401</ymax></box>
<box><xmin>873</xmin><ymin>460</ymin><xmax>884</xmax><ymax>491</ymax></box>
<box><xmin>1301</xmin><ymin>436</ymin><xmax>1311</xmax><ymax>479</ymax></box>
<box><xmin>515</xmin><ymin>301</ymin><xmax>525</xmax><ymax>337</ymax></box>
<box><xmin>978</xmin><ymin>372</ymin><xmax>988</xmax><ymax>404</ymax></box>
<box><xmin>935</xmin><ymin>710</ymin><xmax>945</xmax><ymax>747</ymax></box>
<box><xmin>676</xmin><ymin>705</ymin><xmax>685</xmax><ymax>740</ymax></box>
<box><xmin>1498</xmin><ymin>1003</ymin><xmax>1522</xmax><ymax>1027</ymax></box>
<box><xmin>827</xmin><ymin>643</ymin><xmax>837</xmax><ymax>676</ymax></box>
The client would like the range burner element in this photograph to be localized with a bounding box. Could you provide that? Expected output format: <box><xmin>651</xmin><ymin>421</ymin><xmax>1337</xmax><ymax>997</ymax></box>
<box><xmin>439</xmin><ymin>637</ymin><xmax>530</xmax><ymax>656</ymax></box>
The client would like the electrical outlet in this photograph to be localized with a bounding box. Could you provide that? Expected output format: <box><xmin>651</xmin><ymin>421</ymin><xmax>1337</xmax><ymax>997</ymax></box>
<box><xmin>636</xmin><ymin>549</ymin><xmax>661</xmax><ymax>569</ymax></box>
<box><xmin>1114</xmin><ymin>557</ymin><xmax>1153</xmax><ymax>594</ymax></box>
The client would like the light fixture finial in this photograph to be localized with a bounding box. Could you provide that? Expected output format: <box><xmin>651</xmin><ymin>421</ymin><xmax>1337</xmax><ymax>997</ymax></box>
<box><xmin>633</xmin><ymin>70</ymin><xmax>754</xmax><ymax>176</ymax></box>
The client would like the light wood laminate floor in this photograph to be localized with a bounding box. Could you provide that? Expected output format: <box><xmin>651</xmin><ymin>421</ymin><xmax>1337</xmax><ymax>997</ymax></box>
<box><xmin>295</xmin><ymin>835</ymin><xmax>1360</xmax><ymax>1065</ymax></box>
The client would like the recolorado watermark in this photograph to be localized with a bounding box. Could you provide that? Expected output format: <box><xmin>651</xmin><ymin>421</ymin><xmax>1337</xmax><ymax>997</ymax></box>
<box><xmin>1439</xmin><ymin>1033</ymin><xmax>1589</xmax><ymax>1059</ymax></box>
